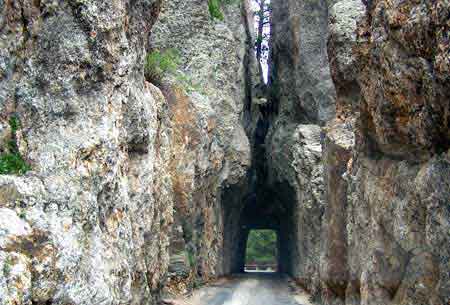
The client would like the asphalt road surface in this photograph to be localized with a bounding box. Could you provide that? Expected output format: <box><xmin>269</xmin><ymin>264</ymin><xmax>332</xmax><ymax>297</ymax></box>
<box><xmin>180</xmin><ymin>273</ymin><xmax>314</xmax><ymax>305</ymax></box>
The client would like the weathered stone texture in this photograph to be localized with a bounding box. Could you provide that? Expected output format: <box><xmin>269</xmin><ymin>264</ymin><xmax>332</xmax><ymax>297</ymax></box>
<box><xmin>267</xmin><ymin>123</ymin><xmax>324</xmax><ymax>297</ymax></box>
<box><xmin>1</xmin><ymin>1</ymin><xmax>448</xmax><ymax>305</ymax></box>
<box><xmin>356</xmin><ymin>0</ymin><xmax>450</xmax><ymax>160</ymax></box>
<box><xmin>345</xmin><ymin>155</ymin><xmax>449</xmax><ymax>305</ymax></box>
<box><xmin>327</xmin><ymin>0</ymin><xmax>365</xmax><ymax>118</ymax></box>
<box><xmin>320</xmin><ymin>120</ymin><xmax>355</xmax><ymax>305</ymax></box>
<box><xmin>0</xmin><ymin>1</ymin><xmax>173</xmax><ymax>305</ymax></box>
<box><xmin>261</xmin><ymin>0</ymin><xmax>334</xmax><ymax>302</ymax></box>
<box><xmin>0</xmin><ymin>0</ymin><xmax>255</xmax><ymax>302</ymax></box>
<box><xmin>263</xmin><ymin>0</ymin><xmax>339</xmax><ymax>296</ymax></box>
<box><xmin>348</xmin><ymin>1</ymin><xmax>450</xmax><ymax>304</ymax></box>
<box><xmin>319</xmin><ymin>0</ymin><xmax>450</xmax><ymax>305</ymax></box>
<box><xmin>269</xmin><ymin>0</ymin><xmax>336</xmax><ymax>125</ymax></box>
<box><xmin>319</xmin><ymin>1</ymin><xmax>362</xmax><ymax>302</ymax></box>
<box><xmin>149</xmin><ymin>0</ymin><xmax>253</xmax><ymax>288</ymax></box>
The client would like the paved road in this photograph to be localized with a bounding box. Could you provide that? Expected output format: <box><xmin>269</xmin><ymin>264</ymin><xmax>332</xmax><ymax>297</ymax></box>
<box><xmin>181</xmin><ymin>273</ymin><xmax>313</xmax><ymax>305</ymax></box>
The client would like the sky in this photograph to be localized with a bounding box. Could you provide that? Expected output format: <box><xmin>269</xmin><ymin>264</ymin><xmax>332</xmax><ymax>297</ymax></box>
<box><xmin>251</xmin><ymin>0</ymin><xmax>271</xmax><ymax>83</ymax></box>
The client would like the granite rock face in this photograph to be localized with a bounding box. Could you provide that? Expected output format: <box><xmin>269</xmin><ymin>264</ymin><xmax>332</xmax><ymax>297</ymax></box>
<box><xmin>319</xmin><ymin>0</ymin><xmax>450</xmax><ymax>304</ymax></box>
<box><xmin>345</xmin><ymin>155</ymin><xmax>449</xmax><ymax>305</ymax></box>
<box><xmin>149</xmin><ymin>0</ymin><xmax>253</xmax><ymax>288</ymax></box>
<box><xmin>1</xmin><ymin>0</ymin><xmax>449</xmax><ymax>305</ymax></box>
<box><xmin>319</xmin><ymin>1</ymin><xmax>362</xmax><ymax>303</ymax></box>
<box><xmin>264</xmin><ymin>0</ymin><xmax>337</xmax><ymax>297</ymax></box>
<box><xmin>320</xmin><ymin>120</ymin><xmax>355</xmax><ymax>305</ymax></box>
<box><xmin>356</xmin><ymin>0</ymin><xmax>450</xmax><ymax>160</ymax></box>
<box><xmin>347</xmin><ymin>1</ymin><xmax>450</xmax><ymax>304</ymax></box>
<box><xmin>269</xmin><ymin>0</ymin><xmax>336</xmax><ymax>125</ymax></box>
<box><xmin>0</xmin><ymin>0</ymin><xmax>255</xmax><ymax>302</ymax></box>
<box><xmin>267</xmin><ymin>0</ymin><xmax>450</xmax><ymax>304</ymax></box>
<box><xmin>267</xmin><ymin>123</ymin><xmax>324</xmax><ymax>297</ymax></box>
<box><xmin>0</xmin><ymin>1</ymin><xmax>173</xmax><ymax>305</ymax></box>
<box><xmin>327</xmin><ymin>0</ymin><xmax>365</xmax><ymax>118</ymax></box>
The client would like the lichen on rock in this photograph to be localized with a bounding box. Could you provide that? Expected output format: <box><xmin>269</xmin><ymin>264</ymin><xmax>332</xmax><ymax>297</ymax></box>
<box><xmin>0</xmin><ymin>0</ymin><xmax>449</xmax><ymax>305</ymax></box>
<box><xmin>0</xmin><ymin>1</ymin><xmax>172</xmax><ymax>304</ymax></box>
<box><xmin>149</xmin><ymin>0</ymin><xmax>254</xmax><ymax>290</ymax></box>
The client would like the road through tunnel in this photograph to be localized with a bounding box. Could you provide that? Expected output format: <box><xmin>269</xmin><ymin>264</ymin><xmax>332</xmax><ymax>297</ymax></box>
<box><xmin>221</xmin><ymin>176</ymin><xmax>301</xmax><ymax>277</ymax></box>
<box><xmin>220</xmin><ymin>0</ymin><xmax>328</xmax><ymax>290</ymax></box>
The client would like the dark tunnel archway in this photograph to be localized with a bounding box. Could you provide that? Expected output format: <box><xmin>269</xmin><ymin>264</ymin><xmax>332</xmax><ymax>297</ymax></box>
<box><xmin>222</xmin><ymin>180</ymin><xmax>298</xmax><ymax>276</ymax></box>
<box><xmin>218</xmin><ymin>0</ymin><xmax>303</xmax><ymax>278</ymax></box>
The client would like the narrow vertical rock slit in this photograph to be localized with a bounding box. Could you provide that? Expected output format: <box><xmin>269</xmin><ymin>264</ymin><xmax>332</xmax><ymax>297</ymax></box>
<box><xmin>253</xmin><ymin>0</ymin><xmax>271</xmax><ymax>83</ymax></box>
<box><xmin>220</xmin><ymin>0</ymin><xmax>329</xmax><ymax>285</ymax></box>
<box><xmin>0</xmin><ymin>0</ymin><xmax>449</xmax><ymax>304</ymax></box>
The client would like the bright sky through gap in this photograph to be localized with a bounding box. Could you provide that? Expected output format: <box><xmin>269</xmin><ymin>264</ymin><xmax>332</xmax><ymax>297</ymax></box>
<box><xmin>251</xmin><ymin>0</ymin><xmax>270</xmax><ymax>83</ymax></box>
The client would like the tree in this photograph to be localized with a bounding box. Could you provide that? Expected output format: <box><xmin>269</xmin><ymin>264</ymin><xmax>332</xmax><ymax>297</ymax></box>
<box><xmin>253</xmin><ymin>0</ymin><xmax>271</xmax><ymax>83</ymax></box>
<box><xmin>245</xmin><ymin>230</ymin><xmax>277</xmax><ymax>265</ymax></box>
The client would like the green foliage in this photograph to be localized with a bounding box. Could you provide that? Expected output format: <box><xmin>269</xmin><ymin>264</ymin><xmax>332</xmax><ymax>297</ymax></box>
<box><xmin>9</xmin><ymin>116</ymin><xmax>19</xmax><ymax>133</ymax></box>
<box><xmin>245</xmin><ymin>229</ymin><xmax>277</xmax><ymax>265</ymax></box>
<box><xmin>208</xmin><ymin>0</ymin><xmax>239</xmax><ymax>20</ymax></box>
<box><xmin>175</xmin><ymin>74</ymin><xmax>205</xmax><ymax>94</ymax></box>
<box><xmin>193</xmin><ymin>278</ymin><xmax>204</xmax><ymax>289</ymax></box>
<box><xmin>187</xmin><ymin>249</ymin><xmax>196</xmax><ymax>267</ymax></box>
<box><xmin>0</xmin><ymin>153</ymin><xmax>31</xmax><ymax>175</ymax></box>
<box><xmin>208</xmin><ymin>0</ymin><xmax>224</xmax><ymax>20</ymax></box>
<box><xmin>144</xmin><ymin>49</ymin><xmax>207</xmax><ymax>94</ymax></box>
<box><xmin>181</xmin><ymin>218</ymin><xmax>193</xmax><ymax>242</ymax></box>
<box><xmin>18</xmin><ymin>211</ymin><xmax>26</xmax><ymax>219</ymax></box>
<box><xmin>2</xmin><ymin>257</ymin><xmax>12</xmax><ymax>277</ymax></box>
<box><xmin>0</xmin><ymin>116</ymin><xmax>31</xmax><ymax>175</ymax></box>
<box><xmin>144</xmin><ymin>49</ymin><xmax>180</xmax><ymax>84</ymax></box>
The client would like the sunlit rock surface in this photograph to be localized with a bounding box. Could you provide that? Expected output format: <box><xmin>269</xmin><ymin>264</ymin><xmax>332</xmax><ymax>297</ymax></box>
<box><xmin>0</xmin><ymin>1</ymin><xmax>448</xmax><ymax>305</ymax></box>
<box><xmin>0</xmin><ymin>1</ymin><xmax>172</xmax><ymax>304</ymax></box>
<box><xmin>320</xmin><ymin>1</ymin><xmax>450</xmax><ymax>304</ymax></box>
<box><xmin>149</xmin><ymin>0</ymin><xmax>254</xmax><ymax>290</ymax></box>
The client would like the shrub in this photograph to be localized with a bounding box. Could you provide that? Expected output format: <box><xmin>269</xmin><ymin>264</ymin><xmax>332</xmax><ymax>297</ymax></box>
<box><xmin>0</xmin><ymin>153</ymin><xmax>31</xmax><ymax>175</ymax></box>
<box><xmin>192</xmin><ymin>278</ymin><xmax>204</xmax><ymax>289</ymax></box>
<box><xmin>208</xmin><ymin>0</ymin><xmax>239</xmax><ymax>20</ymax></box>
<box><xmin>0</xmin><ymin>116</ymin><xmax>31</xmax><ymax>175</ymax></box>
<box><xmin>2</xmin><ymin>258</ymin><xmax>12</xmax><ymax>277</ymax></box>
<box><xmin>187</xmin><ymin>249</ymin><xmax>196</xmax><ymax>267</ymax></box>
<box><xmin>9</xmin><ymin>116</ymin><xmax>19</xmax><ymax>132</ymax></box>
<box><xmin>245</xmin><ymin>229</ymin><xmax>277</xmax><ymax>265</ymax></box>
<box><xmin>144</xmin><ymin>49</ymin><xmax>180</xmax><ymax>84</ymax></box>
<box><xmin>181</xmin><ymin>218</ymin><xmax>193</xmax><ymax>242</ymax></box>
<box><xmin>208</xmin><ymin>0</ymin><xmax>224</xmax><ymax>20</ymax></box>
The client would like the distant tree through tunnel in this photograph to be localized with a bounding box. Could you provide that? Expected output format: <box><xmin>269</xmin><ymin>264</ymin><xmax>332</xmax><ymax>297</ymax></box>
<box><xmin>245</xmin><ymin>229</ymin><xmax>278</xmax><ymax>272</ymax></box>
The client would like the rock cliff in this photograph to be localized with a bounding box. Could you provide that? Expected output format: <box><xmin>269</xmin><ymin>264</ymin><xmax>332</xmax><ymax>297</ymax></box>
<box><xmin>347</xmin><ymin>1</ymin><xmax>449</xmax><ymax>304</ymax></box>
<box><xmin>320</xmin><ymin>0</ymin><xmax>450</xmax><ymax>305</ymax></box>
<box><xmin>269</xmin><ymin>0</ymin><xmax>336</xmax><ymax>124</ymax></box>
<box><xmin>0</xmin><ymin>1</ymin><xmax>171</xmax><ymax>304</ymax></box>
<box><xmin>265</xmin><ymin>0</ymin><xmax>449</xmax><ymax>305</ymax></box>
<box><xmin>148</xmin><ymin>0</ymin><xmax>254</xmax><ymax>290</ymax></box>
<box><xmin>0</xmin><ymin>0</ymin><xmax>448</xmax><ymax>305</ymax></box>
<box><xmin>261</xmin><ymin>0</ymin><xmax>338</xmax><ymax>296</ymax></box>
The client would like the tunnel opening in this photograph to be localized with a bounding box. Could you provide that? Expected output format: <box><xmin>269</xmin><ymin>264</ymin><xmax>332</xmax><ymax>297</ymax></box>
<box><xmin>221</xmin><ymin>178</ymin><xmax>298</xmax><ymax>276</ymax></box>
<box><xmin>221</xmin><ymin>0</ymin><xmax>300</xmax><ymax>280</ymax></box>
<box><xmin>244</xmin><ymin>229</ymin><xmax>278</xmax><ymax>272</ymax></box>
